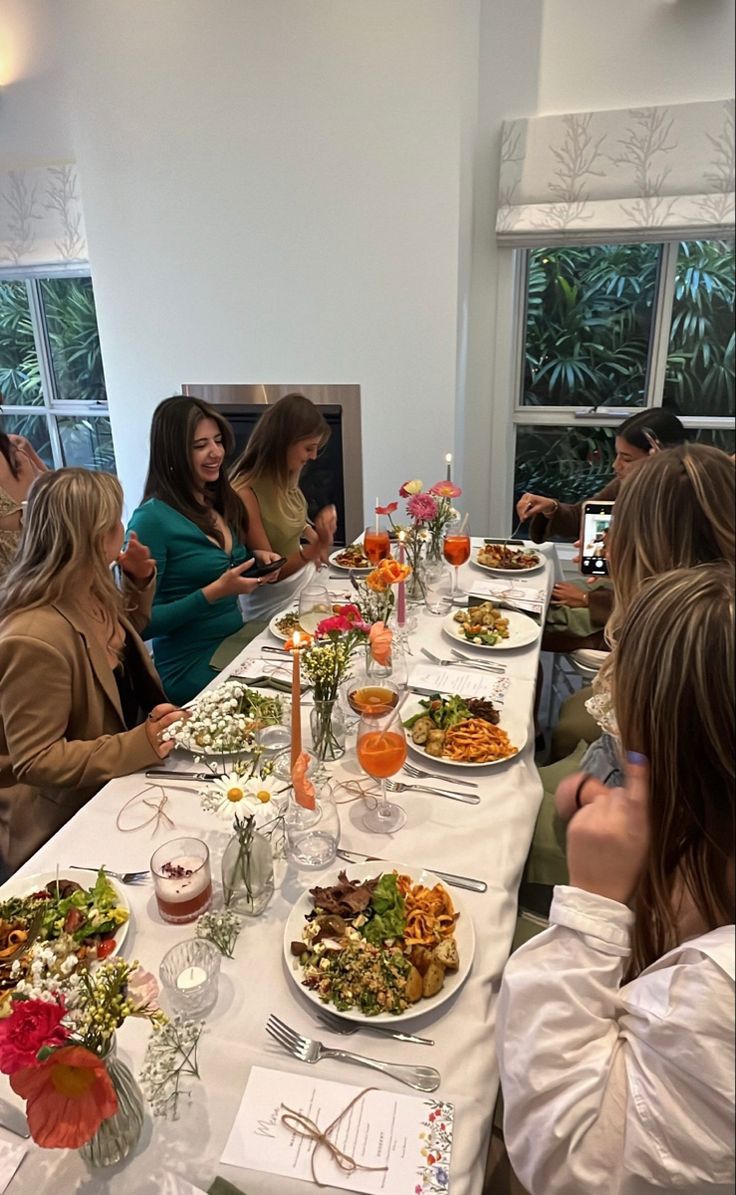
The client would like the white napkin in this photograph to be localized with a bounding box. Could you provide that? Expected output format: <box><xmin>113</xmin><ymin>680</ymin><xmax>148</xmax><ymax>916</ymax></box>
<box><xmin>0</xmin><ymin>1139</ymin><xmax>26</xmax><ymax>1194</ymax></box>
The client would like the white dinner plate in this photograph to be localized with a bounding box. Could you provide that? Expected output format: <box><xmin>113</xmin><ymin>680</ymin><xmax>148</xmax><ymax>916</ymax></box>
<box><xmin>268</xmin><ymin>607</ymin><xmax>303</xmax><ymax>642</ymax></box>
<box><xmin>328</xmin><ymin>547</ymin><xmax>372</xmax><ymax>572</ymax></box>
<box><xmin>443</xmin><ymin>607</ymin><xmax>541</xmax><ymax>651</ymax></box>
<box><xmin>402</xmin><ymin>695</ymin><xmax>526</xmax><ymax>768</ymax></box>
<box><xmin>283</xmin><ymin>861</ymin><xmax>475</xmax><ymax>1024</ymax></box>
<box><xmin>472</xmin><ymin>550</ymin><xmax>545</xmax><ymax>577</ymax></box>
<box><xmin>1</xmin><ymin>869</ymin><xmax>130</xmax><ymax>958</ymax></box>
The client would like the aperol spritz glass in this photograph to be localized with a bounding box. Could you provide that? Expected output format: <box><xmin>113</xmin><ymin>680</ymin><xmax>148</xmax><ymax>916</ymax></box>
<box><xmin>357</xmin><ymin>708</ymin><xmax>408</xmax><ymax>834</ymax></box>
<box><xmin>364</xmin><ymin>527</ymin><xmax>391</xmax><ymax>565</ymax></box>
<box><xmin>443</xmin><ymin>517</ymin><xmax>471</xmax><ymax>603</ymax></box>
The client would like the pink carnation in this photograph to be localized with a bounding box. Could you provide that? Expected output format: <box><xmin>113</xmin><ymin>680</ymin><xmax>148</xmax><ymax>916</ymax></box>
<box><xmin>0</xmin><ymin>998</ymin><xmax>69</xmax><ymax>1075</ymax></box>
<box><xmin>407</xmin><ymin>493</ymin><xmax>439</xmax><ymax>523</ymax></box>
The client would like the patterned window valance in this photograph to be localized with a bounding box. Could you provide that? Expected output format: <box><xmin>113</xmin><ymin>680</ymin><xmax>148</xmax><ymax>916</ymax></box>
<box><xmin>0</xmin><ymin>162</ymin><xmax>88</xmax><ymax>269</ymax></box>
<box><xmin>496</xmin><ymin>99</ymin><xmax>734</xmax><ymax>246</ymax></box>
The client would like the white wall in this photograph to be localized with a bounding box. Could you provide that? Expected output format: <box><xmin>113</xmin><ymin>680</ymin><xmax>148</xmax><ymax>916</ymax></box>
<box><xmin>50</xmin><ymin>0</ymin><xmax>479</xmax><ymax>520</ymax></box>
<box><xmin>538</xmin><ymin>0</ymin><xmax>736</xmax><ymax>114</ymax></box>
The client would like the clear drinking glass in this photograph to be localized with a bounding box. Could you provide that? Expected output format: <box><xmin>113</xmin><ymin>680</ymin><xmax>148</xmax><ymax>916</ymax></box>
<box><xmin>357</xmin><ymin>708</ymin><xmax>408</xmax><ymax>834</ymax></box>
<box><xmin>424</xmin><ymin>563</ymin><xmax>454</xmax><ymax>615</ymax></box>
<box><xmin>159</xmin><ymin>939</ymin><xmax>221</xmax><ymax>1017</ymax></box>
<box><xmin>285</xmin><ymin>783</ymin><xmax>340</xmax><ymax>867</ymax></box>
<box><xmin>298</xmin><ymin>582</ymin><xmax>331</xmax><ymax>635</ymax></box>
<box><xmin>150</xmin><ymin>837</ymin><xmax>212</xmax><ymax>925</ymax></box>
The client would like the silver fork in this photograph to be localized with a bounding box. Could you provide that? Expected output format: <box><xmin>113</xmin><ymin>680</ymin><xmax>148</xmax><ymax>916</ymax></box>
<box><xmin>69</xmin><ymin>866</ymin><xmax>149</xmax><ymax>885</ymax></box>
<box><xmin>315</xmin><ymin>1008</ymin><xmax>434</xmax><ymax>1046</ymax></box>
<box><xmin>265</xmin><ymin>1014</ymin><xmax>440</xmax><ymax>1092</ymax></box>
<box><xmin>385</xmin><ymin>779</ymin><xmax>479</xmax><ymax>805</ymax></box>
<box><xmin>421</xmin><ymin>647</ymin><xmax>505</xmax><ymax>673</ymax></box>
<box><xmin>403</xmin><ymin>762</ymin><xmax>478</xmax><ymax>789</ymax></box>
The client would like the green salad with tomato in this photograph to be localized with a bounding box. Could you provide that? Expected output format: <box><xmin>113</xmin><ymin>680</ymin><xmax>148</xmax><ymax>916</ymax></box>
<box><xmin>1</xmin><ymin>869</ymin><xmax>128</xmax><ymax>961</ymax></box>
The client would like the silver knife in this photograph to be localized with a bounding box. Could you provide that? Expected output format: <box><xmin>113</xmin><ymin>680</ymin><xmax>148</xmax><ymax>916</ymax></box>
<box><xmin>145</xmin><ymin>770</ymin><xmax>216</xmax><ymax>783</ymax></box>
<box><xmin>336</xmin><ymin>848</ymin><xmax>487</xmax><ymax>894</ymax></box>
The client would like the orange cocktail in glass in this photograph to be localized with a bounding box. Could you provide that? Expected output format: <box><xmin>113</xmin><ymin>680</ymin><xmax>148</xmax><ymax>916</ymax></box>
<box><xmin>364</xmin><ymin>528</ymin><xmax>391</xmax><ymax>565</ymax></box>
<box><xmin>357</xmin><ymin>709</ymin><xmax>407</xmax><ymax>833</ymax></box>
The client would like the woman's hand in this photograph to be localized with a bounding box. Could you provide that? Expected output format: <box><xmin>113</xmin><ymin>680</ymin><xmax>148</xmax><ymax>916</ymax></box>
<box><xmin>516</xmin><ymin>492</ymin><xmax>557</xmax><ymax>522</ymax></box>
<box><xmin>253</xmin><ymin>549</ymin><xmax>282</xmax><ymax>584</ymax></box>
<box><xmin>314</xmin><ymin>505</ymin><xmax>337</xmax><ymax>545</ymax></box>
<box><xmin>118</xmin><ymin>531</ymin><xmax>156</xmax><ymax>584</ymax></box>
<box><xmin>204</xmin><ymin>558</ymin><xmax>261</xmax><ymax>601</ymax></box>
<box><xmin>555</xmin><ymin>754</ymin><xmax>650</xmax><ymax>905</ymax></box>
<box><xmin>145</xmin><ymin>704</ymin><xmax>186</xmax><ymax>759</ymax></box>
<box><xmin>551</xmin><ymin>581</ymin><xmax>589</xmax><ymax>608</ymax></box>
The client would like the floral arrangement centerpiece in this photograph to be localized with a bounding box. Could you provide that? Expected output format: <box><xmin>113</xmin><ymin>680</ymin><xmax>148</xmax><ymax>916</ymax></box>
<box><xmin>0</xmin><ymin>952</ymin><xmax>165</xmax><ymax>1160</ymax></box>
<box><xmin>162</xmin><ymin>680</ymin><xmax>284</xmax><ymax>758</ymax></box>
<box><xmin>301</xmin><ymin>604</ymin><xmax>372</xmax><ymax>760</ymax></box>
<box><xmin>376</xmin><ymin>479</ymin><xmax>461</xmax><ymax>599</ymax></box>
<box><xmin>356</xmin><ymin>557</ymin><xmax>412</xmax><ymax>625</ymax></box>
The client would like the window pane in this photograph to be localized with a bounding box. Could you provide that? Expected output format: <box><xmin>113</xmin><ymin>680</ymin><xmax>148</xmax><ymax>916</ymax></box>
<box><xmin>691</xmin><ymin>427</ymin><xmax>736</xmax><ymax>456</ymax></box>
<box><xmin>39</xmin><ymin>277</ymin><xmax>108</xmax><ymax>403</ymax></box>
<box><xmin>514</xmin><ymin>425</ymin><xmax>616</xmax><ymax>525</ymax></box>
<box><xmin>663</xmin><ymin>240</ymin><xmax>735</xmax><ymax>418</ymax></box>
<box><xmin>0</xmin><ymin>411</ymin><xmax>53</xmax><ymax>466</ymax></box>
<box><xmin>522</xmin><ymin>244</ymin><xmax>660</xmax><ymax>408</ymax></box>
<box><xmin>58</xmin><ymin>416</ymin><xmax>116</xmax><ymax>472</ymax></box>
<box><xmin>0</xmin><ymin>281</ymin><xmax>43</xmax><ymax>406</ymax></box>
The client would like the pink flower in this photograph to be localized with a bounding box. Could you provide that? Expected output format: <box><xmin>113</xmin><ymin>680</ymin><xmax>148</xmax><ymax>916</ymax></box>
<box><xmin>315</xmin><ymin>614</ymin><xmax>352</xmax><ymax>637</ymax></box>
<box><xmin>429</xmin><ymin>481</ymin><xmax>462</xmax><ymax>499</ymax></box>
<box><xmin>407</xmin><ymin>493</ymin><xmax>438</xmax><ymax>523</ymax></box>
<box><xmin>375</xmin><ymin>501</ymin><xmax>398</xmax><ymax>516</ymax></box>
<box><xmin>399</xmin><ymin>479</ymin><xmax>423</xmax><ymax>497</ymax></box>
<box><xmin>126</xmin><ymin>968</ymin><xmax>160</xmax><ymax>1014</ymax></box>
<box><xmin>0</xmin><ymin>999</ymin><xmax>69</xmax><ymax>1075</ymax></box>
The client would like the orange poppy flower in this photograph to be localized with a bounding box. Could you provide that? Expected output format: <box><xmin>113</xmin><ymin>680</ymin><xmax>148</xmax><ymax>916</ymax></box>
<box><xmin>10</xmin><ymin>1045</ymin><xmax>118</xmax><ymax>1149</ymax></box>
<box><xmin>369</xmin><ymin>621</ymin><xmax>393</xmax><ymax>666</ymax></box>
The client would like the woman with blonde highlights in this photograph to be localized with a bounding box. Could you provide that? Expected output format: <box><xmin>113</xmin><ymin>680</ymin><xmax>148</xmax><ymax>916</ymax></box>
<box><xmin>499</xmin><ymin>565</ymin><xmax>735</xmax><ymax>1194</ymax></box>
<box><xmin>0</xmin><ymin>469</ymin><xmax>183</xmax><ymax>877</ymax></box>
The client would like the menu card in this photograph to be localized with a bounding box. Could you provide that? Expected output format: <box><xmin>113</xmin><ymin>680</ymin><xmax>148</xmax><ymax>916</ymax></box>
<box><xmin>221</xmin><ymin>1066</ymin><xmax>454</xmax><ymax>1194</ymax></box>
<box><xmin>409</xmin><ymin>663</ymin><xmax>509</xmax><ymax>702</ymax></box>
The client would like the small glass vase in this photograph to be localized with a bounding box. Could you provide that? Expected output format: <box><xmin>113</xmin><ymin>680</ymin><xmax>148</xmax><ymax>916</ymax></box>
<box><xmin>79</xmin><ymin>1038</ymin><xmax>144</xmax><ymax>1169</ymax></box>
<box><xmin>310</xmin><ymin>698</ymin><xmax>346</xmax><ymax>761</ymax></box>
<box><xmin>406</xmin><ymin>557</ymin><xmax>428</xmax><ymax>604</ymax></box>
<box><xmin>221</xmin><ymin>829</ymin><xmax>274</xmax><ymax>917</ymax></box>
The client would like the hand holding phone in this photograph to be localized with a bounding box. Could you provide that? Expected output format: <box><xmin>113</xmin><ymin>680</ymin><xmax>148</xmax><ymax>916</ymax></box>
<box><xmin>580</xmin><ymin>501</ymin><xmax>614</xmax><ymax>576</ymax></box>
<box><xmin>233</xmin><ymin>555</ymin><xmax>286</xmax><ymax>579</ymax></box>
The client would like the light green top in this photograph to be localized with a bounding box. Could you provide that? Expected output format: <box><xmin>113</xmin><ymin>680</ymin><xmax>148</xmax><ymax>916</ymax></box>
<box><xmin>246</xmin><ymin>475</ymin><xmax>307</xmax><ymax>558</ymax></box>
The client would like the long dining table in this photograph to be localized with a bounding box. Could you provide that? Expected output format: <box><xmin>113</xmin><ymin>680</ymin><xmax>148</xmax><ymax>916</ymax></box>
<box><xmin>0</xmin><ymin>541</ymin><xmax>558</xmax><ymax>1195</ymax></box>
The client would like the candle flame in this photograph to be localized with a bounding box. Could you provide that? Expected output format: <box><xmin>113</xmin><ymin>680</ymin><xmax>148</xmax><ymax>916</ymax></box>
<box><xmin>292</xmin><ymin>631</ymin><xmax>301</xmax><ymax>649</ymax></box>
<box><xmin>397</xmin><ymin>530</ymin><xmax>406</xmax><ymax>542</ymax></box>
<box><xmin>445</xmin><ymin>453</ymin><xmax>452</xmax><ymax>464</ymax></box>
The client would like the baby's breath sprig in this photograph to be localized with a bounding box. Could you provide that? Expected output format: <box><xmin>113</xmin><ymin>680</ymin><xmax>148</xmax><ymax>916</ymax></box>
<box><xmin>139</xmin><ymin>1017</ymin><xmax>204</xmax><ymax>1119</ymax></box>
<box><xmin>195</xmin><ymin>909</ymin><xmax>242</xmax><ymax>959</ymax></box>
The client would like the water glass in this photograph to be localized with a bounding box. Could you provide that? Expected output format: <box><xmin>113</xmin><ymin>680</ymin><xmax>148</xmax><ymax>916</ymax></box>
<box><xmin>285</xmin><ymin>783</ymin><xmax>340</xmax><ymax>868</ymax></box>
<box><xmin>424</xmin><ymin>564</ymin><xmax>454</xmax><ymax>615</ymax></box>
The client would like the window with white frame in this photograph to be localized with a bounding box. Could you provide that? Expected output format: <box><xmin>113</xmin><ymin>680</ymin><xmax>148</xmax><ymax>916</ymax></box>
<box><xmin>0</xmin><ymin>269</ymin><xmax>115</xmax><ymax>472</ymax></box>
<box><xmin>511</xmin><ymin>238</ymin><xmax>735</xmax><ymax>520</ymax></box>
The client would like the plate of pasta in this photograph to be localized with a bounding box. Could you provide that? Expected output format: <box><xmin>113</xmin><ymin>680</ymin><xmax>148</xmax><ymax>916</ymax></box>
<box><xmin>402</xmin><ymin>692</ymin><xmax>525</xmax><ymax>768</ymax></box>
<box><xmin>284</xmin><ymin>862</ymin><xmax>474</xmax><ymax>1022</ymax></box>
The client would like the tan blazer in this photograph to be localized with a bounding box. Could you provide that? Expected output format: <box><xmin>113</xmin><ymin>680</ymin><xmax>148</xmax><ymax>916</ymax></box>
<box><xmin>0</xmin><ymin>584</ymin><xmax>166</xmax><ymax>877</ymax></box>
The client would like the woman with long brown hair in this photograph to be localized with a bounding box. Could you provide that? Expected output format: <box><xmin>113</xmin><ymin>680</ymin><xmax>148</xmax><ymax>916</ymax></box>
<box><xmin>0</xmin><ymin>412</ymin><xmax>46</xmax><ymax>578</ymax></box>
<box><xmin>0</xmin><ymin>469</ymin><xmax>182</xmax><ymax>878</ymax></box>
<box><xmin>127</xmin><ymin>395</ymin><xmax>281</xmax><ymax>704</ymax></box>
<box><xmin>230</xmin><ymin>393</ymin><xmax>337</xmax><ymax>621</ymax></box>
<box><xmin>498</xmin><ymin>564</ymin><xmax>735</xmax><ymax>1194</ymax></box>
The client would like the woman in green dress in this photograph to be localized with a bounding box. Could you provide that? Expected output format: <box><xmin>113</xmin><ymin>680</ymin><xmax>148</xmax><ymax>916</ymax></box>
<box><xmin>127</xmin><ymin>396</ymin><xmax>282</xmax><ymax>705</ymax></box>
<box><xmin>230</xmin><ymin>393</ymin><xmax>337</xmax><ymax>622</ymax></box>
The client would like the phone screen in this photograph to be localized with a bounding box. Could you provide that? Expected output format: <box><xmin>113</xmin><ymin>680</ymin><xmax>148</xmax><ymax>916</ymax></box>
<box><xmin>580</xmin><ymin>502</ymin><xmax>614</xmax><ymax>576</ymax></box>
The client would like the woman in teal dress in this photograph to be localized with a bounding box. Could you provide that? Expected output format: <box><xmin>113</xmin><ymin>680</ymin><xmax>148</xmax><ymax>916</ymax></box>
<box><xmin>127</xmin><ymin>396</ymin><xmax>282</xmax><ymax>705</ymax></box>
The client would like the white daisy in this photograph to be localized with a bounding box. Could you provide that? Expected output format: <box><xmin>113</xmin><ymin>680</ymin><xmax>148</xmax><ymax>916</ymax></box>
<box><xmin>199</xmin><ymin>771</ymin><xmax>285</xmax><ymax>828</ymax></box>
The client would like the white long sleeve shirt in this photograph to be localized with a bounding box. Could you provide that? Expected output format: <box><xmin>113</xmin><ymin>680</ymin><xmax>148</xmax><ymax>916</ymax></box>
<box><xmin>497</xmin><ymin>886</ymin><xmax>735</xmax><ymax>1195</ymax></box>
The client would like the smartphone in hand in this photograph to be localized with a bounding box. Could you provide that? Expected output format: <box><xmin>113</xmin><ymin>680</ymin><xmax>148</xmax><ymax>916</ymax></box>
<box><xmin>231</xmin><ymin>556</ymin><xmax>286</xmax><ymax>579</ymax></box>
<box><xmin>580</xmin><ymin>501</ymin><xmax>614</xmax><ymax>576</ymax></box>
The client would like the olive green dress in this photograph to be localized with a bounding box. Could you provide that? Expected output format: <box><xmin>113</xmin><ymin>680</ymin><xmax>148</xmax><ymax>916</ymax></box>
<box><xmin>237</xmin><ymin>476</ymin><xmax>315</xmax><ymax>621</ymax></box>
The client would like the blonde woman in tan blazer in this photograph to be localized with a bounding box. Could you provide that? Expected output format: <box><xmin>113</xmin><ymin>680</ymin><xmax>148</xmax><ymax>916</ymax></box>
<box><xmin>0</xmin><ymin>469</ymin><xmax>184</xmax><ymax>878</ymax></box>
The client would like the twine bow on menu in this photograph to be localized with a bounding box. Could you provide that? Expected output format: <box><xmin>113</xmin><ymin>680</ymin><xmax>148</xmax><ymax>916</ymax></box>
<box><xmin>115</xmin><ymin>785</ymin><xmax>176</xmax><ymax>835</ymax></box>
<box><xmin>280</xmin><ymin>1088</ymin><xmax>388</xmax><ymax>1189</ymax></box>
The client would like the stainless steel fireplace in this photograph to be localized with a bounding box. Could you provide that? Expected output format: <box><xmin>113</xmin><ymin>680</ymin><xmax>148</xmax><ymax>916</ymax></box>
<box><xmin>181</xmin><ymin>384</ymin><xmax>363</xmax><ymax>544</ymax></box>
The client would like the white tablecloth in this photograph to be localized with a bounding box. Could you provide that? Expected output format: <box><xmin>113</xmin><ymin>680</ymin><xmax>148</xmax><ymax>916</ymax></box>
<box><xmin>0</xmin><ymin>543</ymin><xmax>556</xmax><ymax>1195</ymax></box>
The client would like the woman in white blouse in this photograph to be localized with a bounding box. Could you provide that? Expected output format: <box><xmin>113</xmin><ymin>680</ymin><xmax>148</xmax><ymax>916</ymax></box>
<box><xmin>498</xmin><ymin>563</ymin><xmax>734</xmax><ymax>1195</ymax></box>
